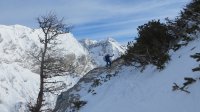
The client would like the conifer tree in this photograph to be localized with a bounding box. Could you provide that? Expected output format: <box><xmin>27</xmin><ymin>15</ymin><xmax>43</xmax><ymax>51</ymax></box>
<box><xmin>124</xmin><ymin>20</ymin><xmax>173</xmax><ymax>70</ymax></box>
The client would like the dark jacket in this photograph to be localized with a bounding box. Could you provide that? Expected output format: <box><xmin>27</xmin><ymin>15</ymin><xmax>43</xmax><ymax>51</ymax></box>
<box><xmin>104</xmin><ymin>54</ymin><xmax>114</xmax><ymax>62</ymax></box>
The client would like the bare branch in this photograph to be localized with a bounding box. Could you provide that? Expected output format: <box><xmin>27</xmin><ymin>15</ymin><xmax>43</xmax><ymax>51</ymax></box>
<box><xmin>31</xmin><ymin>12</ymin><xmax>72</xmax><ymax>112</ymax></box>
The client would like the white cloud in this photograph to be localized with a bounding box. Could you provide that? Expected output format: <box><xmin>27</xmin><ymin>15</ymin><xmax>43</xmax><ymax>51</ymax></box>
<box><xmin>0</xmin><ymin>0</ymin><xmax>191</xmax><ymax>43</ymax></box>
<box><xmin>57</xmin><ymin>0</ymin><xmax>190</xmax><ymax>25</ymax></box>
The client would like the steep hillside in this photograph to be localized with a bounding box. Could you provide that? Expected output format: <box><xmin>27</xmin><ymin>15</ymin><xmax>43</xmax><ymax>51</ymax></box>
<box><xmin>0</xmin><ymin>63</ymin><xmax>39</xmax><ymax>112</ymax></box>
<box><xmin>80</xmin><ymin>38</ymin><xmax>126</xmax><ymax>66</ymax></box>
<box><xmin>54</xmin><ymin>37</ymin><xmax>200</xmax><ymax>112</ymax></box>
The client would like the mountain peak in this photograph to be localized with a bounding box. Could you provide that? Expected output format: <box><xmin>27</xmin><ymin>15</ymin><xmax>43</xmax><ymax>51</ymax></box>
<box><xmin>80</xmin><ymin>38</ymin><xmax>98</xmax><ymax>47</ymax></box>
<box><xmin>80</xmin><ymin>37</ymin><xmax>126</xmax><ymax>67</ymax></box>
<box><xmin>105</xmin><ymin>37</ymin><xmax>116</xmax><ymax>42</ymax></box>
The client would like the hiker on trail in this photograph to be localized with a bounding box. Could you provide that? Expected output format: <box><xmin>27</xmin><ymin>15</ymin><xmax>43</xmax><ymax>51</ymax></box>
<box><xmin>104</xmin><ymin>54</ymin><xmax>114</xmax><ymax>67</ymax></box>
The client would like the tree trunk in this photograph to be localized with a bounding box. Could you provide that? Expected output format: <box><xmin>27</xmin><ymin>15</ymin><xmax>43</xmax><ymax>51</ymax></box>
<box><xmin>35</xmin><ymin>35</ymin><xmax>48</xmax><ymax>112</ymax></box>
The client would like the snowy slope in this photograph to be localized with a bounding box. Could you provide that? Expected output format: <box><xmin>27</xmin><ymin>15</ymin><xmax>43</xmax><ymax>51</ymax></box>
<box><xmin>0</xmin><ymin>61</ymin><xmax>81</xmax><ymax>112</ymax></box>
<box><xmin>54</xmin><ymin>36</ymin><xmax>200</xmax><ymax>112</ymax></box>
<box><xmin>0</xmin><ymin>25</ymin><xmax>36</xmax><ymax>63</ymax></box>
<box><xmin>0</xmin><ymin>63</ymin><xmax>39</xmax><ymax>112</ymax></box>
<box><xmin>80</xmin><ymin>38</ymin><xmax>126</xmax><ymax>66</ymax></box>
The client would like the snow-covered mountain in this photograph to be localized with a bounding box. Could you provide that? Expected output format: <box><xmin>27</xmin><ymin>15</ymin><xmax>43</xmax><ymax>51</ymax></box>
<box><xmin>0</xmin><ymin>24</ymin><xmax>90</xmax><ymax>112</ymax></box>
<box><xmin>0</xmin><ymin>62</ymin><xmax>39</xmax><ymax>112</ymax></box>
<box><xmin>54</xmin><ymin>35</ymin><xmax>200</xmax><ymax>112</ymax></box>
<box><xmin>80</xmin><ymin>38</ymin><xmax>126</xmax><ymax>66</ymax></box>
<box><xmin>0</xmin><ymin>25</ymin><xmax>93</xmax><ymax>74</ymax></box>
<box><xmin>0</xmin><ymin>24</ymin><xmax>125</xmax><ymax>112</ymax></box>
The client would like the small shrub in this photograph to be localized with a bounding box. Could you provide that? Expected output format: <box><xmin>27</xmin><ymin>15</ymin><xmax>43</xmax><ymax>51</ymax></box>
<box><xmin>91</xmin><ymin>79</ymin><xmax>101</xmax><ymax>87</ymax></box>
<box><xmin>72</xmin><ymin>100</ymin><xmax>87</xmax><ymax>110</ymax></box>
<box><xmin>27</xmin><ymin>102</ymin><xmax>37</xmax><ymax>112</ymax></box>
<box><xmin>191</xmin><ymin>53</ymin><xmax>200</xmax><ymax>72</ymax></box>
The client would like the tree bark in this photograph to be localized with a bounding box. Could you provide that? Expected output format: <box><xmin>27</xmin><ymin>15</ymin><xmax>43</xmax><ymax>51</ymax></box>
<box><xmin>35</xmin><ymin>35</ymin><xmax>48</xmax><ymax>112</ymax></box>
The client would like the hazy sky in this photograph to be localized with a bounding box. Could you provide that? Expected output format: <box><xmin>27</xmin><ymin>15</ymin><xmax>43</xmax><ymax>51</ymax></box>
<box><xmin>0</xmin><ymin>0</ymin><xmax>191</xmax><ymax>44</ymax></box>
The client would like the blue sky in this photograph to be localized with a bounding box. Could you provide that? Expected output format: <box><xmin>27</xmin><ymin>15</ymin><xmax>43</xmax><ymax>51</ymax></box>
<box><xmin>0</xmin><ymin>0</ymin><xmax>191</xmax><ymax>44</ymax></box>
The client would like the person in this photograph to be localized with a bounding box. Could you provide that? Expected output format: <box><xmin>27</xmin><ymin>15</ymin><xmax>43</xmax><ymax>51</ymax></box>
<box><xmin>104</xmin><ymin>54</ymin><xmax>114</xmax><ymax>67</ymax></box>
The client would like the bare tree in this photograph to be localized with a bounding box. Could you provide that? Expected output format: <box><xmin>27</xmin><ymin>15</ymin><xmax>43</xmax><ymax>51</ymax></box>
<box><xmin>30</xmin><ymin>12</ymin><xmax>71</xmax><ymax>112</ymax></box>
